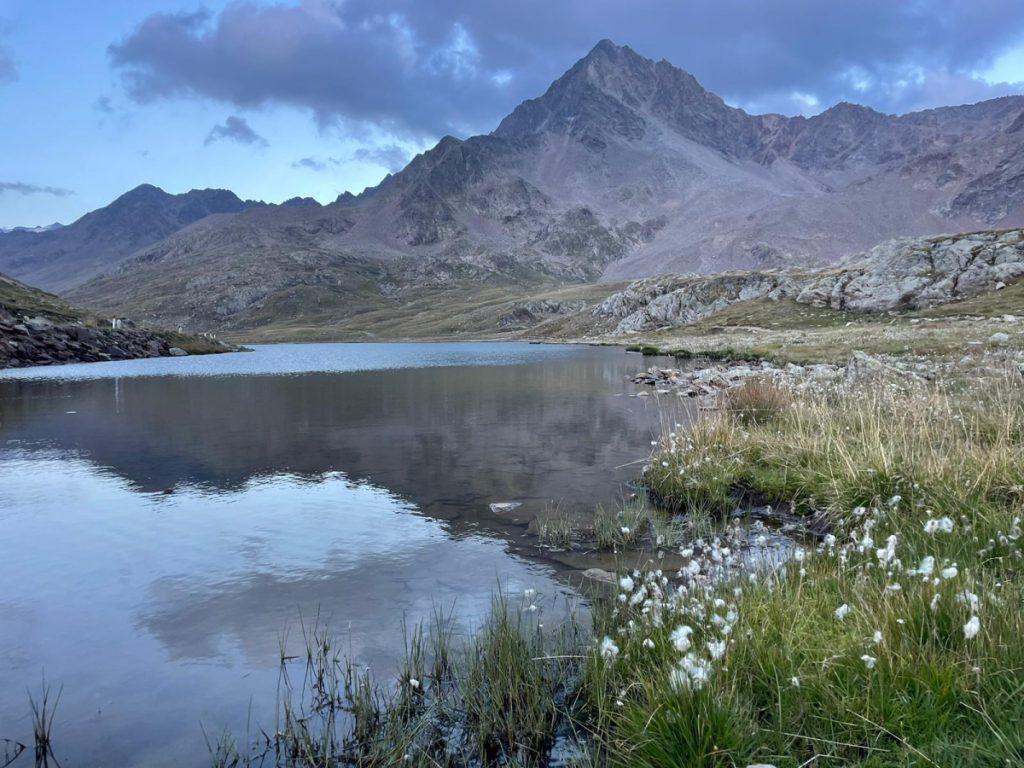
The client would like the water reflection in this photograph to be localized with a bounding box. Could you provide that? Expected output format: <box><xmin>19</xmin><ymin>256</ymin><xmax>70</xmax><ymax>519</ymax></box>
<box><xmin>0</xmin><ymin>345</ymin><xmax>668</xmax><ymax>527</ymax></box>
<box><xmin>0</xmin><ymin>343</ymin><xmax>678</xmax><ymax>766</ymax></box>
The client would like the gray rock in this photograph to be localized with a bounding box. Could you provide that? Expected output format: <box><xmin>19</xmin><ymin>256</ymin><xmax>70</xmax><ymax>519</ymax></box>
<box><xmin>168</xmin><ymin>347</ymin><xmax>189</xmax><ymax>356</ymax></box>
<box><xmin>598</xmin><ymin>230</ymin><xmax>1024</xmax><ymax>332</ymax></box>
<box><xmin>989</xmin><ymin>332</ymin><xmax>1010</xmax><ymax>344</ymax></box>
<box><xmin>489</xmin><ymin>502</ymin><xmax>522</xmax><ymax>514</ymax></box>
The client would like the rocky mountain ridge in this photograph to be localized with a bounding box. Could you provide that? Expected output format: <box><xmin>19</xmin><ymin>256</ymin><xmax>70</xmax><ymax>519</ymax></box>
<box><xmin>7</xmin><ymin>40</ymin><xmax>1024</xmax><ymax>333</ymax></box>
<box><xmin>595</xmin><ymin>228</ymin><xmax>1024</xmax><ymax>333</ymax></box>
<box><xmin>0</xmin><ymin>184</ymin><xmax>273</xmax><ymax>293</ymax></box>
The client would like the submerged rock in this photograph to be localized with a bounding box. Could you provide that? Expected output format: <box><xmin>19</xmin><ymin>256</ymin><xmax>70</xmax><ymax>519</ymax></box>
<box><xmin>489</xmin><ymin>502</ymin><xmax>523</xmax><ymax>514</ymax></box>
<box><xmin>581</xmin><ymin>568</ymin><xmax>617</xmax><ymax>584</ymax></box>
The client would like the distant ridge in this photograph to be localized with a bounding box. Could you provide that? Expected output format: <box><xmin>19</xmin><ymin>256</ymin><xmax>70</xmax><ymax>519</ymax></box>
<box><xmin>0</xmin><ymin>185</ymin><xmax>267</xmax><ymax>292</ymax></box>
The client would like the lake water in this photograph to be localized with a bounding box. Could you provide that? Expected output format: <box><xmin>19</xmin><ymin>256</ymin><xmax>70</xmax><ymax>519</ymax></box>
<box><xmin>0</xmin><ymin>342</ymin><xmax>670</xmax><ymax>766</ymax></box>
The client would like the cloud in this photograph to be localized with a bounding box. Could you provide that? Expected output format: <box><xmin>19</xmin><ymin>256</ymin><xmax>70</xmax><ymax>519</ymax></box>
<box><xmin>351</xmin><ymin>144</ymin><xmax>410</xmax><ymax>172</ymax></box>
<box><xmin>94</xmin><ymin>96</ymin><xmax>114</xmax><ymax>114</ymax></box>
<box><xmin>291</xmin><ymin>156</ymin><xmax>340</xmax><ymax>172</ymax></box>
<box><xmin>204</xmin><ymin>115</ymin><xmax>268</xmax><ymax>147</ymax></box>
<box><xmin>0</xmin><ymin>182</ymin><xmax>74</xmax><ymax>197</ymax></box>
<box><xmin>109</xmin><ymin>0</ymin><xmax>1024</xmax><ymax>137</ymax></box>
<box><xmin>292</xmin><ymin>144</ymin><xmax>411</xmax><ymax>173</ymax></box>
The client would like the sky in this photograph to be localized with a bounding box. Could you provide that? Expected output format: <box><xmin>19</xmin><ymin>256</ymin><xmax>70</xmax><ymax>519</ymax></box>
<box><xmin>3</xmin><ymin>0</ymin><xmax>1024</xmax><ymax>229</ymax></box>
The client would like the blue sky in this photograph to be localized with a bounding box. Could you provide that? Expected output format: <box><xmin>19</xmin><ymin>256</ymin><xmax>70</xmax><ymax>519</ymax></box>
<box><xmin>3</xmin><ymin>0</ymin><xmax>1024</xmax><ymax>229</ymax></box>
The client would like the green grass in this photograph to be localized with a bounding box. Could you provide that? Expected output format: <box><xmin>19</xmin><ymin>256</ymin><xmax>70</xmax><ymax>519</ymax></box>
<box><xmin>591</xmin><ymin>498</ymin><xmax>651</xmax><ymax>550</ymax></box>
<box><xmin>599</xmin><ymin>366</ymin><xmax>1024</xmax><ymax>766</ymax></box>
<box><xmin>225</xmin><ymin>280</ymin><xmax>623</xmax><ymax>343</ymax></box>
<box><xmin>0</xmin><ymin>274</ymin><xmax>92</xmax><ymax>323</ymax></box>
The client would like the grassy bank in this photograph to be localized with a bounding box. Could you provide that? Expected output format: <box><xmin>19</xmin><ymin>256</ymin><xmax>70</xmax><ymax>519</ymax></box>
<box><xmin>621</xmin><ymin>367</ymin><xmax>1024</xmax><ymax>766</ymax></box>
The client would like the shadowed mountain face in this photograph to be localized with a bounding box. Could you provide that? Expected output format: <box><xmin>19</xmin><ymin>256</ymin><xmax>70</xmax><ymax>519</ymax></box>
<box><xmin>11</xmin><ymin>41</ymin><xmax>1024</xmax><ymax>330</ymax></box>
<box><xmin>0</xmin><ymin>184</ymin><xmax>268</xmax><ymax>292</ymax></box>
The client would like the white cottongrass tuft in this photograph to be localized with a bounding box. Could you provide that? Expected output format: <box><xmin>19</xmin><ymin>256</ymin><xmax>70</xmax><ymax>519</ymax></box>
<box><xmin>941</xmin><ymin>566</ymin><xmax>958</xmax><ymax>580</ymax></box>
<box><xmin>706</xmin><ymin>640</ymin><xmax>727</xmax><ymax>660</ymax></box>
<box><xmin>618</xmin><ymin>575</ymin><xmax>634</xmax><ymax>592</ymax></box>
<box><xmin>600</xmin><ymin>636</ymin><xmax>620</xmax><ymax>661</ymax></box>
<box><xmin>876</xmin><ymin>534</ymin><xmax>898</xmax><ymax>564</ymax></box>
<box><xmin>963</xmin><ymin>616</ymin><xmax>981</xmax><ymax>640</ymax></box>
<box><xmin>408</xmin><ymin>678</ymin><xmax>420</xmax><ymax>689</ymax></box>
<box><xmin>923</xmin><ymin>516</ymin><xmax>955</xmax><ymax>534</ymax></box>
<box><xmin>913</xmin><ymin>556</ymin><xmax>935</xmax><ymax>577</ymax></box>
<box><xmin>670</xmin><ymin>653</ymin><xmax>713</xmax><ymax>691</ymax></box>
<box><xmin>834</xmin><ymin>604</ymin><xmax>851</xmax><ymax>621</ymax></box>
<box><xmin>670</xmin><ymin>625</ymin><xmax>694</xmax><ymax>652</ymax></box>
<box><xmin>861</xmin><ymin>654</ymin><xmax>877</xmax><ymax>670</ymax></box>
<box><xmin>642</xmin><ymin>638</ymin><xmax>655</xmax><ymax>650</ymax></box>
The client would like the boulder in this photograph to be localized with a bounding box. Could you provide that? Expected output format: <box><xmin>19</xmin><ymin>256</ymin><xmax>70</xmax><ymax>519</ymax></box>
<box><xmin>168</xmin><ymin>347</ymin><xmax>189</xmax><ymax>356</ymax></box>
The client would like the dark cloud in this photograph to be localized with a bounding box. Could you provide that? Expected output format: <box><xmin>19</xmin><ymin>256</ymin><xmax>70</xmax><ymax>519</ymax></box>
<box><xmin>94</xmin><ymin>96</ymin><xmax>114</xmax><ymax>114</ymax></box>
<box><xmin>351</xmin><ymin>144</ymin><xmax>410</xmax><ymax>172</ymax></box>
<box><xmin>0</xmin><ymin>181</ymin><xmax>74</xmax><ymax>197</ymax></box>
<box><xmin>109</xmin><ymin>0</ymin><xmax>1024</xmax><ymax>138</ymax></box>
<box><xmin>204</xmin><ymin>115</ymin><xmax>268</xmax><ymax>147</ymax></box>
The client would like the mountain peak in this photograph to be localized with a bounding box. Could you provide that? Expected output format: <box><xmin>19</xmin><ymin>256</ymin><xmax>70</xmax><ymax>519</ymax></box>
<box><xmin>493</xmin><ymin>39</ymin><xmax>751</xmax><ymax>155</ymax></box>
<box><xmin>115</xmin><ymin>183</ymin><xmax>169</xmax><ymax>204</ymax></box>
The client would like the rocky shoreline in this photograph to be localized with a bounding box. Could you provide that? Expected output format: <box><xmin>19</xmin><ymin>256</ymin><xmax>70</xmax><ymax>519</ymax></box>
<box><xmin>0</xmin><ymin>310</ymin><xmax>229</xmax><ymax>369</ymax></box>
<box><xmin>631</xmin><ymin>346</ymin><xmax>1024</xmax><ymax>399</ymax></box>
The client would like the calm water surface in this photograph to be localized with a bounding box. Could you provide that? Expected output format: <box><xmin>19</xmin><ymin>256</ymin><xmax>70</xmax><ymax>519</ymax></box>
<box><xmin>0</xmin><ymin>342</ymin><xmax>669</xmax><ymax>766</ymax></box>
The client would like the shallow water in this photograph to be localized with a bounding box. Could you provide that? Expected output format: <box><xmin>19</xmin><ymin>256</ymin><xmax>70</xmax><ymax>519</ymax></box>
<box><xmin>0</xmin><ymin>342</ymin><xmax>674</xmax><ymax>766</ymax></box>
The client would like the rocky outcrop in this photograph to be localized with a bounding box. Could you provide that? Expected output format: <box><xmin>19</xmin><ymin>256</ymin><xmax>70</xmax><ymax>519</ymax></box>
<box><xmin>0</xmin><ymin>310</ymin><xmax>224</xmax><ymax>369</ymax></box>
<box><xmin>596</xmin><ymin>229</ymin><xmax>1024</xmax><ymax>333</ymax></box>
<box><xmin>803</xmin><ymin>229</ymin><xmax>1024</xmax><ymax>312</ymax></box>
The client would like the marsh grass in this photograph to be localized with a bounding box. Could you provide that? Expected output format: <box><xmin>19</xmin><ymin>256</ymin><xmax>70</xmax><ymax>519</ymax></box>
<box><xmin>27</xmin><ymin>678</ymin><xmax>61</xmax><ymax>768</ymax></box>
<box><xmin>586</xmin><ymin>364</ymin><xmax>1024</xmax><ymax>766</ymax></box>
<box><xmin>720</xmin><ymin>378</ymin><xmax>793</xmax><ymax>426</ymax></box>
<box><xmin>591</xmin><ymin>498</ymin><xmax>650</xmax><ymax>550</ymax></box>
<box><xmin>216</xmin><ymin>593</ymin><xmax>587</xmax><ymax>767</ymax></box>
<box><xmin>537</xmin><ymin>504</ymin><xmax>576</xmax><ymax>548</ymax></box>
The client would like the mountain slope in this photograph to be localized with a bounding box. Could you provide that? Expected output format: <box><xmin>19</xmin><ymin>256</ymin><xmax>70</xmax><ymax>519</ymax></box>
<box><xmin>0</xmin><ymin>184</ymin><xmax>267</xmax><ymax>292</ymax></box>
<box><xmin>50</xmin><ymin>40</ymin><xmax>1024</xmax><ymax>331</ymax></box>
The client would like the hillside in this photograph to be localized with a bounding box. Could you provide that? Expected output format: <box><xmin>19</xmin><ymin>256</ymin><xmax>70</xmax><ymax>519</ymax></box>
<box><xmin>0</xmin><ymin>272</ymin><xmax>233</xmax><ymax>368</ymax></box>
